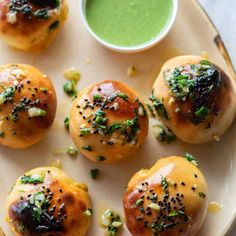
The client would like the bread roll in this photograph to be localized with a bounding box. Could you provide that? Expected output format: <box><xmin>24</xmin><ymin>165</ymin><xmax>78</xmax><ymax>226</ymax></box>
<box><xmin>6</xmin><ymin>167</ymin><xmax>92</xmax><ymax>236</ymax></box>
<box><xmin>0</xmin><ymin>0</ymin><xmax>68</xmax><ymax>52</ymax></box>
<box><xmin>123</xmin><ymin>156</ymin><xmax>208</xmax><ymax>236</ymax></box>
<box><xmin>0</xmin><ymin>64</ymin><xmax>57</xmax><ymax>148</ymax></box>
<box><xmin>70</xmin><ymin>80</ymin><xmax>149</xmax><ymax>163</ymax></box>
<box><xmin>151</xmin><ymin>55</ymin><xmax>236</xmax><ymax>143</ymax></box>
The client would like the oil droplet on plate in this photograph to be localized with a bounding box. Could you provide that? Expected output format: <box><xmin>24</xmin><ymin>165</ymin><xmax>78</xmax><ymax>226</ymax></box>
<box><xmin>51</xmin><ymin>159</ymin><xmax>62</xmax><ymax>169</ymax></box>
<box><xmin>208</xmin><ymin>201</ymin><xmax>222</xmax><ymax>213</ymax></box>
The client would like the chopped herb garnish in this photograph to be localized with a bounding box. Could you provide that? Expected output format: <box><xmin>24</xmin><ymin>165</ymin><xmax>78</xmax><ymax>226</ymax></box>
<box><xmin>90</xmin><ymin>169</ymin><xmax>99</xmax><ymax>179</ymax></box>
<box><xmin>93</xmin><ymin>94</ymin><xmax>102</xmax><ymax>101</ymax></box>
<box><xmin>64</xmin><ymin>117</ymin><xmax>70</xmax><ymax>130</ymax></box>
<box><xmin>135</xmin><ymin>199</ymin><xmax>144</xmax><ymax>206</ymax></box>
<box><xmin>161</xmin><ymin>177</ymin><xmax>168</xmax><ymax>193</ymax></box>
<box><xmin>101</xmin><ymin>209</ymin><xmax>123</xmax><ymax>236</ymax></box>
<box><xmin>0</xmin><ymin>131</ymin><xmax>5</xmax><ymax>138</ymax></box>
<box><xmin>147</xmin><ymin>104</ymin><xmax>156</xmax><ymax>117</ymax></box>
<box><xmin>199</xmin><ymin>192</ymin><xmax>206</xmax><ymax>198</ymax></box>
<box><xmin>0</xmin><ymin>86</ymin><xmax>15</xmax><ymax>105</ymax></box>
<box><xmin>21</xmin><ymin>174</ymin><xmax>45</xmax><ymax>184</ymax></box>
<box><xmin>117</xmin><ymin>93</ymin><xmax>128</xmax><ymax>101</ymax></box>
<box><xmin>163</xmin><ymin>61</ymin><xmax>221</xmax><ymax>125</ymax></box>
<box><xmin>63</xmin><ymin>80</ymin><xmax>78</xmax><ymax>97</ymax></box>
<box><xmin>185</xmin><ymin>153</ymin><xmax>198</xmax><ymax>166</ymax></box>
<box><xmin>154</xmin><ymin>124</ymin><xmax>176</xmax><ymax>144</ymax></box>
<box><xmin>40</xmin><ymin>88</ymin><xmax>48</xmax><ymax>93</ymax></box>
<box><xmin>28</xmin><ymin>107</ymin><xmax>46</xmax><ymax>117</ymax></box>
<box><xmin>194</xmin><ymin>106</ymin><xmax>209</xmax><ymax>118</ymax></box>
<box><xmin>200</xmin><ymin>60</ymin><xmax>211</xmax><ymax>66</ymax></box>
<box><xmin>168</xmin><ymin>211</ymin><xmax>179</xmax><ymax>217</ymax></box>
<box><xmin>80</xmin><ymin>127</ymin><xmax>91</xmax><ymax>136</ymax></box>
<box><xmin>96</xmin><ymin>156</ymin><xmax>106</xmax><ymax>162</ymax></box>
<box><xmin>149</xmin><ymin>95</ymin><xmax>168</xmax><ymax>120</ymax></box>
<box><xmin>82</xmin><ymin>145</ymin><xmax>92</xmax><ymax>151</ymax></box>
<box><xmin>33</xmin><ymin>9</ymin><xmax>49</xmax><ymax>19</ymax></box>
<box><xmin>49</xmin><ymin>20</ymin><xmax>60</xmax><ymax>32</ymax></box>
<box><xmin>67</xmin><ymin>146</ymin><xmax>78</xmax><ymax>156</ymax></box>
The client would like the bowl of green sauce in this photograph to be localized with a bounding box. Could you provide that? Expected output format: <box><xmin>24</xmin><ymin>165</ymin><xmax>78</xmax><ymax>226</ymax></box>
<box><xmin>80</xmin><ymin>0</ymin><xmax>178</xmax><ymax>53</ymax></box>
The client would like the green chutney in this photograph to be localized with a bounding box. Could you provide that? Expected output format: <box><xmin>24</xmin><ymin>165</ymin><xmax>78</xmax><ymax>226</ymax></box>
<box><xmin>85</xmin><ymin>0</ymin><xmax>173</xmax><ymax>47</ymax></box>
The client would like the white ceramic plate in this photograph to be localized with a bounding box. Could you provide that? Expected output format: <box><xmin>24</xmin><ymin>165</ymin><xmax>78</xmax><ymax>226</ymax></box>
<box><xmin>0</xmin><ymin>0</ymin><xmax>235</xmax><ymax>235</ymax></box>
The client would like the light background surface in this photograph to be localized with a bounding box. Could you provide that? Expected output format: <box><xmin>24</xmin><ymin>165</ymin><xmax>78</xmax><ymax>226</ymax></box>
<box><xmin>199</xmin><ymin>0</ymin><xmax>236</xmax><ymax>235</ymax></box>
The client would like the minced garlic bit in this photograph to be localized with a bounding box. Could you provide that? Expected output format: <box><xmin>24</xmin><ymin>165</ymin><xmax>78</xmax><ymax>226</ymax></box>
<box><xmin>138</xmin><ymin>106</ymin><xmax>145</xmax><ymax>116</ymax></box>
<box><xmin>113</xmin><ymin>102</ymin><xmax>119</xmax><ymax>111</ymax></box>
<box><xmin>174</xmin><ymin>107</ymin><xmax>180</xmax><ymax>113</ymax></box>
<box><xmin>28</xmin><ymin>107</ymin><xmax>46</xmax><ymax>117</ymax></box>
<box><xmin>148</xmin><ymin>203</ymin><xmax>160</xmax><ymax>211</ymax></box>
<box><xmin>84</xmin><ymin>208</ymin><xmax>93</xmax><ymax>217</ymax></box>
<box><xmin>7</xmin><ymin>11</ymin><xmax>17</xmax><ymax>24</ymax></box>
<box><xmin>127</xmin><ymin>66</ymin><xmax>138</xmax><ymax>77</ymax></box>
<box><xmin>101</xmin><ymin>209</ymin><xmax>123</xmax><ymax>236</ymax></box>
<box><xmin>63</xmin><ymin>68</ymin><xmax>81</xmax><ymax>81</ymax></box>
<box><xmin>11</xmin><ymin>69</ymin><xmax>26</xmax><ymax>79</ymax></box>
<box><xmin>213</xmin><ymin>135</ymin><xmax>220</xmax><ymax>142</ymax></box>
<box><xmin>208</xmin><ymin>201</ymin><xmax>222</xmax><ymax>213</ymax></box>
<box><xmin>168</xmin><ymin>97</ymin><xmax>175</xmax><ymax>106</ymax></box>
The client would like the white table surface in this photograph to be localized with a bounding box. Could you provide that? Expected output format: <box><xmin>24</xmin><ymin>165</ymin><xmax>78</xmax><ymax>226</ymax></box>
<box><xmin>199</xmin><ymin>1</ymin><xmax>236</xmax><ymax>235</ymax></box>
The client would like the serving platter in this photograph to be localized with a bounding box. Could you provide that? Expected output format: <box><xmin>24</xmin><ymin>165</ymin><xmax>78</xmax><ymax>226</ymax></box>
<box><xmin>0</xmin><ymin>0</ymin><xmax>235</xmax><ymax>235</ymax></box>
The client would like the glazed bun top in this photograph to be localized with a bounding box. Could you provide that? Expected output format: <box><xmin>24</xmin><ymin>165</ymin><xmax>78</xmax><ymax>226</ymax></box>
<box><xmin>0</xmin><ymin>64</ymin><xmax>57</xmax><ymax>148</ymax></box>
<box><xmin>0</xmin><ymin>0</ymin><xmax>64</xmax><ymax>33</ymax></box>
<box><xmin>151</xmin><ymin>55</ymin><xmax>236</xmax><ymax>143</ymax></box>
<box><xmin>70</xmin><ymin>80</ymin><xmax>148</xmax><ymax>163</ymax></box>
<box><xmin>123</xmin><ymin>156</ymin><xmax>208</xmax><ymax>236</ymax></box>
<box><xmin>0</xmin><ymin>0</ymin><xmax>68</xmax><ymax>52</ymax></box>
<box><xmin>6</xmin><ymin>167</ymin><xmax>92</xmax><ymax>236</ymax></box>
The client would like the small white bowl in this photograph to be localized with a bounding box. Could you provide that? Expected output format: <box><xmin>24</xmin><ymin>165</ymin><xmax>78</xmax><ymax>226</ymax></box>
<box><xmin>80</xmin><ymin>0</ymin><xmax>178</xmax><ymax>53</ymax></box>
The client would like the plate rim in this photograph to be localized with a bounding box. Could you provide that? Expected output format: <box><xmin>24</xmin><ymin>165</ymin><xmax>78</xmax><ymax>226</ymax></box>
<box><xmin>195</xmin><ymin>1</ymin><xmax>236</xmax><ymax>235</ymax></box>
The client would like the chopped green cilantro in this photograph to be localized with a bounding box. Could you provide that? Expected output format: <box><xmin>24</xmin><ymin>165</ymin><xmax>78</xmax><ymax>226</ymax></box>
<box><xmin>21</xmin><ymin>174</ymin><xmax>45</xmax><ymax>184</ymax></box>
<box><xmin>82</xmin><ymin>145</ymin><xmax>92</xmax><ymax>151</ymax></box>
<box><xmin>64</xmin><ymin>117</ymin><xmax>70</xmax><ymax>130</ymax></box>
<box><xmin>63</xmin><ymin>80</ymin><xmax>78</xmax><ymax>97</ymax></box>
<box><xmin>90</xmin><ymin>169</ymin><xmax>99</xmax><ymax>179</ymax></box>
<box><xmin>96</xmin><ymin>156</ymin><xmax>106</xmax><ymax>162</ymax></box>
<box><xmin>185</xmin><ymin>153</ymin><xmax>198</xmax><ymax>166</ymax></box>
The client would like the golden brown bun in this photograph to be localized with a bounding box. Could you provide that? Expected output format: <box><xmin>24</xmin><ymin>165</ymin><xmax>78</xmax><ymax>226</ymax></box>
<box><xmin>152</xmin><ymin>55</ymin><xmax>236</xmax><ymax>144</ymax></box>
<box><xmin>123</xmin><ymin>156</ymin><xmax>208</xmax><ymax>236</ymax></box>
<box><xmin>6</xmin><ymin>167</ymin><xmax>92</xmax><ymax>236</ymax></box>
<box><xmin>0</xmin><ymin>0</ymin><xmax>68</xmax><ymax>52</ymax></box>
<box><xmin>70</xmin><ymin>80</ymin><xmax>149</xmax><ymax>164</ymax></box>
<box><xmin>0</xmin><ymin>227</ymin><xmax>5</xmax><ymax>236</ymax></box>
<box><xmin>0</xmin><ymin>64</ymin><xmax>57</xmax><ymax>148</ymax></box>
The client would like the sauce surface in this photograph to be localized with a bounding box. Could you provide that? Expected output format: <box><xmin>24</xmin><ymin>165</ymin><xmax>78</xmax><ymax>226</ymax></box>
<box><xmin>86</xmin><ymin>0</ymin><xmax>173</xmax><ymax>47</ymax></box>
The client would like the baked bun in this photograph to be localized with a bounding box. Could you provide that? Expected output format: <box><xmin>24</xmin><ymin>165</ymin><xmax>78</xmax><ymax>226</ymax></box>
<box><xmin>151</xmin><ymin>55</ymin><xmax>236</xmax><ymax>144</ymax></box>
<box><xmin>6</xmin><ymin>167</ymin><xmax>92</xmax><ymax>236</ymax></box>
<box><xmin>70</xmin><ymin>80</ymin><xmax>148</xmax><ymax>164</ymax></box>
<box><xmin>123</xmin><ymin>156</ymin><xmax>208</xmax><ymax>236</ymax></box>
<box><xmin>0</xmin><ymin>227</ymin><xmax>5</xmax><ymax>236</ymax></box>
<box><xmin>0</xmin><ymin>0</ymin><xmax>68</xmax><ymax>52</ymax></box>
<box><xmin>0</xmin><ymin>64</ymin><xmax>57</xmax><ymax>148</ymax></box>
